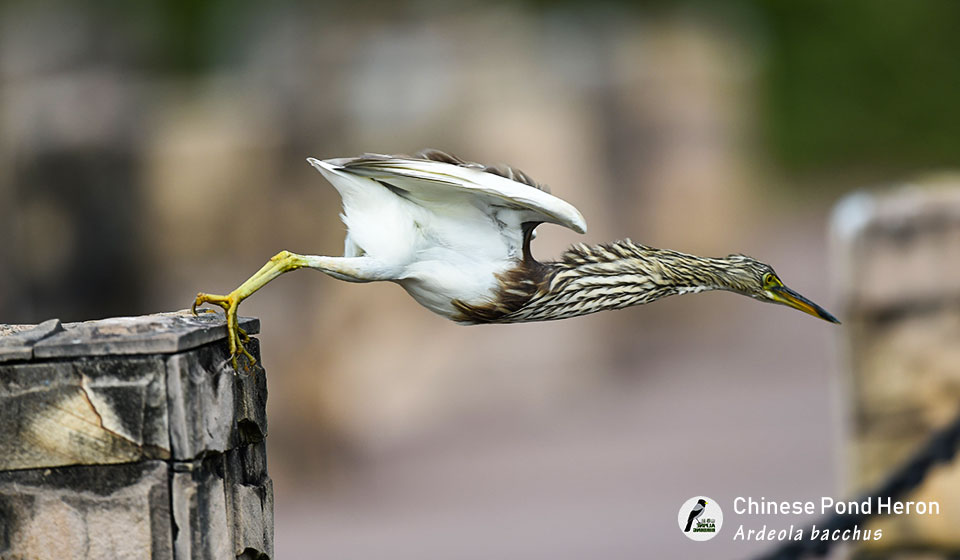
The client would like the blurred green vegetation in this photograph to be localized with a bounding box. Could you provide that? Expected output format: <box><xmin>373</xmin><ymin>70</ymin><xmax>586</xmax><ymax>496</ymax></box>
<box><xmin>754</xmin><ymin>0</ymin><xmax>960</xmax><ymax>176</ymax></box>
<box><xmin>527</xmin><ymin>0</ymin><xmax>960</xmax><ymax>177</ymax></box>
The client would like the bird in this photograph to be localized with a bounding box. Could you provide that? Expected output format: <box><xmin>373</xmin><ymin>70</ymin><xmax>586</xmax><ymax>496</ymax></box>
<box><xmin>192</xmin><ymin>149</ymin><xmax>839</xmax><ymax>368</ymax></box>
<box><xmin>685</xmin><ymin>499</ymin><xmax>708</xmax><ymax>532</ymax></box>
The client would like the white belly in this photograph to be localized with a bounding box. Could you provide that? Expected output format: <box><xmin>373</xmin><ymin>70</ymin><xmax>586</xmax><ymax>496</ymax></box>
<box><xmin>337</xmin><ymin>180</ymin><xmax>516</xmax><ymax>319</ymax></box>
<box><xmin>399</xmin><ymin>254</ymin><xmax>509</xmax><ymax>319</ymax></box>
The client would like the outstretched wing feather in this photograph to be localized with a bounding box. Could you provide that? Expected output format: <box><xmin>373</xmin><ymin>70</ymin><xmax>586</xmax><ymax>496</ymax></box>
<box><xmin>331</xmin><ymin>151</ymin><xmax>587</xmax><ymax>234</ymax></box>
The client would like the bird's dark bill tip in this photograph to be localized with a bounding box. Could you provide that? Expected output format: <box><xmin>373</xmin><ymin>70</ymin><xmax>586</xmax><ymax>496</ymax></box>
<box><xmin>776</xmin><ymin>286</ymin><xmax>841</xmax><ymax>325</ymax></box>
<box><xmin>819</xmin><ymin>308</ymin><xmax>842</xmax><ymax>324</ymax></box>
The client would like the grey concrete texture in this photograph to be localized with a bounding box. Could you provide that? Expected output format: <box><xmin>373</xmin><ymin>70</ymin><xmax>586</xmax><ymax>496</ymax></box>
<box><xmin>0</xmin><ymin>311</ymin><xmax>273</xmax><ymax>559</ymax></box>
<box><xmin>0</xmin><ymin>311</ymin><xmax>260</xmax><ymax>362</ymax></box>
<box><xmin>172</xmin><ymin>443</ymin><xmax>274</xmax><ymax>560</ymax></box>
<box><xmin>0</xmin><ymin>444</ymin><xmax>273</xmax><ymax>560</ymax></box>
<box><xmin>0</xmin><ymin>311</ymin><xmax>266</xmax><ymax>470</ymax></box>
<box><xmin>0</xmin><ymin>319</ymin><xmax>65</xmax><ymax>362</ymax></box>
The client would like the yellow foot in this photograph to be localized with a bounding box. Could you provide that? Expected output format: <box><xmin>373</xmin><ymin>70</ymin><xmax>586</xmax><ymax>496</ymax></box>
<box><xmin>192</xmin><ymin>291</ymin><xmax>256</xmax><ymax>370</ymax></box>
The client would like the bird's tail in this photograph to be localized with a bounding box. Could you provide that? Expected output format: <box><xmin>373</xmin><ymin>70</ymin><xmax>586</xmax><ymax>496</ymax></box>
<box><xmin>684</xmin><ymin>519</ymin><xmax>693</xmax><ymax>532</ymax></box>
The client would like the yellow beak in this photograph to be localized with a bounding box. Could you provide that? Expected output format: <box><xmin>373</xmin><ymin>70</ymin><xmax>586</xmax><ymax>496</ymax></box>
<box><xmin>770</xmin><ymin>286</ymin><xmax>841</xmax><ymax>324</ymax></box>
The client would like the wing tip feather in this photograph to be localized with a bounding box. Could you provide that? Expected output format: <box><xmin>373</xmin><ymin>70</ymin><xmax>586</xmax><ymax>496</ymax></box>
<box><xmin>572</xmin><ymin>217</ymin><xmax>588</xmax><ymax>234</ymax></box>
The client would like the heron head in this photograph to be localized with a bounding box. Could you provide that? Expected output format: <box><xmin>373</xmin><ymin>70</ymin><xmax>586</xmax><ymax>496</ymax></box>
<box><xmin>725</xmin><ymin>255</ymin><xmax>840</xmax><ymax>324</ymax></box>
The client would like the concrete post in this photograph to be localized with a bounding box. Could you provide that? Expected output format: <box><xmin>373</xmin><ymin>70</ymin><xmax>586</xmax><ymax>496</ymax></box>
<box><xmin>0</xmin><ymin>311</ymin><xmax>272</xmax><ymax>559</ymax></box>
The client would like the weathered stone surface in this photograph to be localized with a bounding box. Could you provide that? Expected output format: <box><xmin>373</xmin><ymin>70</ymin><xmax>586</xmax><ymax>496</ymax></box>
<box><xmin>0</xmin><ymin>461</ymin><xmax>172</xmax><ymax>560</ymax></box>
<box><xmin>0</xmin><ymin>312</ymin><xmax>273</xmax><ymax>559</ymax></box>
<box><xmin>831</xmin><ymin>179</ymin><xmax>960</xmax><ymax>554</ymax></box>
<box><xmin>27</xmin><ymin>310</ymin><xmax>259</xmax><ymax>359</ymax></box>
<box><xmin>0</xmin><ymin>355</ymin><xmax>169</xmax><ymax>470</ymax></box>
<box><xmin>173</xmin><ymin>442</ymin><xmax>273</xmax><ymax>560</ymax></box>
<box><xmin>0</xmin><ymin>315</ymin><xmax>266</xmax><ymax>470</ymax></box>
<box><xmin>225</xmin><ymin>442</ymin><xmax>273</xmax><ymax>558</ymax></box>
<box><xmin>0</xmin><ymin>319</ymin><xmax>63</xmax><ymax>362</ymax></box>
<box><xmin>173</xmin><ymin>461</ymin><xmax>232</xmax><ymax>560</ymax></box>
<box><xmin>0</xmin><ymin>452</ymin><xmax>272</xmax><ymax>560</ymax></box>
<box><xmin>166</xmin><ymin>340</ymin><xmax>267</xmax><ymax>460</ymax></box>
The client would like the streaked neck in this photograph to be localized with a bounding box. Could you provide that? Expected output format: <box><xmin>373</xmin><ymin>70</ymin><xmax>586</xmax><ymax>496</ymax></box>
<box><xmin>506</xmin><ymin>240</ymin><xmax>751</xmax><ymax>322</ymax></box>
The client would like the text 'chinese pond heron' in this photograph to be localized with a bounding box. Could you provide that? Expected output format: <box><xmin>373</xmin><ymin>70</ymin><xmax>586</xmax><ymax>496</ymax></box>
<box><xmin>193</xmin><ymin>149</ymin><xmax>839</xmax><ymax>368</ymax></box>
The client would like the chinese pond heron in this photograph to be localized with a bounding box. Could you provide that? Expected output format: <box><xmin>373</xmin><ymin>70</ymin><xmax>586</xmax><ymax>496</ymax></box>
<box><xmin>192</xmin><ymin>149</ymin><xmax>839</xmax><ymax>368</ymax></box>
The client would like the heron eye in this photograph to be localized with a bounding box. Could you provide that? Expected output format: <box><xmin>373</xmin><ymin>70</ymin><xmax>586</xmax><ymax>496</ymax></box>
<box><xmin>764</xmin><ymin>274</ymin><xmax>778</xmax><ymax>287</ymax></box>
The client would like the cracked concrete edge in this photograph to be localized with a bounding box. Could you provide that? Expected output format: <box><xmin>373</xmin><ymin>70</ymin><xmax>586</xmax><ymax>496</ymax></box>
<box><xmin>77</xmin><ymin>372</ymin><xmax>172</xmax><ymax>463</ymax></box>
<box><xmin>35</xmin><ymin>312</ymin><xmax>260</xmax><ymax>358</ymax></box>
<box><xmin>172</xmin><ymin>443</ymin><xmax>274</xmax><ymax>560</ymax></box>
<box><xmin>165</xmin><ymin>339</ymin><xmax>267</xmax><ymax>461</ymax></box>
<box><xmin>0</xmin><ymin>312</ymin><xmax>260</xmax><ymax>360</ymax></box>
<box><xmin>0</xmin><ymin>312</ymin><xmax>273</xmax><ymax>559</ymax></box>
<box><xmin>0</xmin><ymin>319</ymin><xmax>64</xmax><ymax>363</ymax></box>
<box><xmin>0</xmin><ymin>332</ymin><xmax>265</xmax><ymax>470</ymax></box>
<box><xmin>0</xmin><ymin>352</ymin><xmax>175</xmax><ymax>471</ymax></box>
<box><xmin>0</xmin><ymin>384</ymin><xmax>163</xmax><ymax>471</ymax></box>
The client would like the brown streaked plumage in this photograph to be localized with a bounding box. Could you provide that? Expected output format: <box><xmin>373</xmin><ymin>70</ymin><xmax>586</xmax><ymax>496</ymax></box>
<box><xmin>453</xmin><ymin>239</ymin><xmax>808</xmax><ymax>324</ymax></box>
<box><xmin>193</xmin><ymin>149</ymin><xmax>839</xmax><ymax>369</ymax></box>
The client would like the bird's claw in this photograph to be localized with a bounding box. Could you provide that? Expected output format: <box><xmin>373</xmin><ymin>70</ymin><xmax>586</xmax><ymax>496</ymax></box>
<box><xmin>192</xmin><ymin>291</ymin><xmax>257</xmax><ymax>371</ymax></box>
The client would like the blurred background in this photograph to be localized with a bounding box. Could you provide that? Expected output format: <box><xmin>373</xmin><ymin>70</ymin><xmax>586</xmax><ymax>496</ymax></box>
<box><xmin>3</xmin><ymin>1</ymin><xmax>960</xmax><ymax>558</ymax></box>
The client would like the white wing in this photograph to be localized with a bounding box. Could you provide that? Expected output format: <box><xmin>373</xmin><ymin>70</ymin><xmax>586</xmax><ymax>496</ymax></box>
<box><xmin>305</xmin><ymin>151</ymin><xmax>587</xmax><ymax>318</ymax></box>
<box><xmin>312</xmin><ymin>153</ymin><xmax>587</xmax><ymax>234</ymax></box>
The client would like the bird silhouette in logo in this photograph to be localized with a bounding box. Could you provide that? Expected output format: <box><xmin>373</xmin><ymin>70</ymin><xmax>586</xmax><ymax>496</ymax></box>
<box><xmin>684</xmin><ymin>499</ymin><xmax>708</xmax><ymax>532</ymax></box>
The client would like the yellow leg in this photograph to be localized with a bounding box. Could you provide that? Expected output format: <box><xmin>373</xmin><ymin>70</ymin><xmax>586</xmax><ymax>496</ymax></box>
<box><xmin>192</xmin><ymin>250</ymin><xmax>308</xmax><ymax>370</ymax></box>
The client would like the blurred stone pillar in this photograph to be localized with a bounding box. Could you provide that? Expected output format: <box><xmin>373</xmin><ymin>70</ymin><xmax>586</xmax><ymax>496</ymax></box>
<box><xmin>831</xmin><ymin>176</ymin><xmax>960</xmax><ymax>556</ymax></box>
<box><xmin>609</xmin><ymin>16</ymin><xmax>758</xmax><ymax>254</ymax></box>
